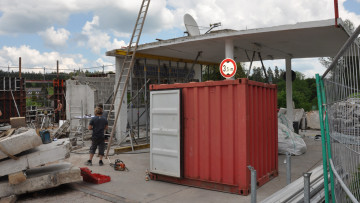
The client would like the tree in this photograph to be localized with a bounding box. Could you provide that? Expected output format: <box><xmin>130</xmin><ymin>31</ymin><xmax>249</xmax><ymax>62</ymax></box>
<box><xmin>250</xmin><ymin>67</ymin><xmax>265</xmax><ymax>82</ymax></box>
<box><xmin>235</xmin><ymin>62</ymin><xmax>246</xmax><ymax>79</ymax></box>
<box><xmin>344</xmin><ymin>19</ymin><xmax>355</xmax><ymax>33</ymax></box>
<box><xmin>267</xmin><ymin>67</ymin><xmax>275</xmax><ymax>83</ymax></box>
<box><xmin>274</xmin><ymin>66</ymin><xmax>280</xmax><ymax>83</ymax></box>
<box><xmin>202</xmin><ymin>62</ymin><xmax>246</xmax><ymax>81</ymax></box>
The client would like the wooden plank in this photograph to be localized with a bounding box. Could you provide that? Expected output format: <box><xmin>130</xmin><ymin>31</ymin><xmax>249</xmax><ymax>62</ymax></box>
<box><xmin>114</xmin><ymin>143</ymin><xmax>150</xmax><ymax>154</ymax></box>
<box><xmin>0</xmin><ymin>139</ymin><xmax>70</xmax><ymax>177</ymax></box>
<box><xmin>8</xmin><ymin>172</ymin><xmax>26</xmax><ymax>185</ymax></box>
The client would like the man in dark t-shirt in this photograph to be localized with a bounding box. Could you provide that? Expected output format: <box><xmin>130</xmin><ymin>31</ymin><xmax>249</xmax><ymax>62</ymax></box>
<box><xmin>85</xmin><ymin>107</ymin><xmax>108</xmax><ymax>166</ymax></box>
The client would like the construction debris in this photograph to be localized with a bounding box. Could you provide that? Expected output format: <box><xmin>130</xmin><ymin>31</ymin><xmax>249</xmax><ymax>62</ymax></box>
<box><xmin>0</xmin><ymin>163</ymin><xmax>82</xmax><ymax>198</ymax></box>
<box><xmin>9</xmin><ymin>117</ymin><xmax>26</xmax><ymax>128</ymax></box>
<box><xmin>0</xmin><ymin>126</ymin><xmax>80</xmax><ymax>198</ymax></box>
<box><xmin>329</xmin><ymin>98</ymin><xmax>360</xmax><ymax>136</ymax></box>
<box><xmin>0</xmin><ymin>138</ymin><xmax>70</xmax><ymax>177</ymax></box>
<box><xmin>53</xmin><ymin>120</ymin><xmax>70</xmax><ymax>138</ymax></box>
<box><xmin>0</xmin><ymin>129</ymin><xmax>42</xmax><ymax>160</ymax></box>
<box><xmin>0</xmin><ymin>129</ymin><xmax>15</xmax><ymax>139</ymax></box>
<box><xmin>8</xmin><ymin>171</ymin><xmax>27</xmax><ymax>185</ymax></box>
<box><xmin>0</xmin><ymin>195</ymin><xmax>17</xmax><ymax>203</ymax></box>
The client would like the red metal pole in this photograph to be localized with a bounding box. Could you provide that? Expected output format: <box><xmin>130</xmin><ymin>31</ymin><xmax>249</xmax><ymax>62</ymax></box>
<box><xmin>334</xmin><ymin>0</ymin><xmax>339</xmax><ymax>27</ymax></box>
<box><xmin>57</xmin><ymin>60</ymin><xmax>59</xmax><ymax>79</ymax></box>
<box><xmin>19</xmin><ymin>57</ymin><xmax>21</xmax><ymax>78</ymax></box>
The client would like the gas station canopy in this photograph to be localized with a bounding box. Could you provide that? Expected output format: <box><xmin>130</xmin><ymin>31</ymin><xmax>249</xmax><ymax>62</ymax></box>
<box><xmin>107</xmin><ymin>19</ymin><xmax>351</xmax><ymax>64</ymax></box>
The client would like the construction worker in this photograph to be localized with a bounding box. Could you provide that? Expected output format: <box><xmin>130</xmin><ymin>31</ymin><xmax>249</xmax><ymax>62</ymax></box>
<box><xmin>86</xmin><ymin>107</ymin><xmax>108</xmax><ymax>166</ymax></box>
<box><xmin>54</xmin><ymin>99</ymin><xmax>63</xmax><ymax>123</ymax></box>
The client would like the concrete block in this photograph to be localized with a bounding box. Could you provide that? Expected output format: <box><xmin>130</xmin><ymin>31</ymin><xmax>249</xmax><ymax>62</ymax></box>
<box><xmin>0</xmin><ymin>163</ymin><xmax>82</xmax><ymax>198</ymax></box>
<box><xmin>0</xmin><ymin>129</ymin><xmax>42</xmax><ymax>160</ymax></box>
<box><xmin>8</xmin><ymin>171</ymin><xmax>26</xmax><ymax>185</ymax></box>
<box><xmin>0</xmin><ymin>139</ymin><xmax>70</xmax><ymax>177</ymax></box>
<box><xmin>9</xmin><ymin>117</ymin><xmax>26</xmax><ymax>128</ymax></box>
<box><xmin>306</xmin><ymin>111</ymin><xmax>320</xmax><ymax>129</ymax></box>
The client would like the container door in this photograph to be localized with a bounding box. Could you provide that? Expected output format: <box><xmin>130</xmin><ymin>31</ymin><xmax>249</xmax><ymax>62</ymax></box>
<box><xmin>150</xmin><ymin>89</ymin><xmax>181</xmax><ymax>178</ymax></box>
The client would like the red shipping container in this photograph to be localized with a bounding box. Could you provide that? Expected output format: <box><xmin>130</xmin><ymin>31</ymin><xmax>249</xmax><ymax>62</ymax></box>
<box><xmin>149</xmin><ymin>79</ymin><xmax>278</xmax><ymax>195</ymax></box>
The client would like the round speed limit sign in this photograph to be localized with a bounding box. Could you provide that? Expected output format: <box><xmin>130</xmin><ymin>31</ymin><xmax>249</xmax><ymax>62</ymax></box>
<box><xmin>219</xmin><ymin>58</ymin><xmax>237</xmax><ymax>79</ymax></box>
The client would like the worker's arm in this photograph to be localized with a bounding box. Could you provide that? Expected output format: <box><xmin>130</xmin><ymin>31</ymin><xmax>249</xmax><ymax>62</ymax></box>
<box><xmin>105</xmin><ymin>125</ymin><xmax>108</xmax><ymax>131</ymax></box>
<box><xmin>88</xmin><ymin>118</ymin><xmax>95</xmax><ymax>130</ymax></box>
<box><xmin>0</xmin><ymin>110</ymin><xmax>2</xmax><ymax>117</ymax></box>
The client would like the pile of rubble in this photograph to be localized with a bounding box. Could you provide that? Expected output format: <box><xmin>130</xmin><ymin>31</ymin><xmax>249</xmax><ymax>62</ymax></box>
<box><xmin>0</xmin><ymin>119</ymin><xmax>82</xmax><ymax>201</ymax></box>
<box><xmin>328</xmin><ymin>98</ymin><xmax>360</xmax><ymax>136</ymax></box>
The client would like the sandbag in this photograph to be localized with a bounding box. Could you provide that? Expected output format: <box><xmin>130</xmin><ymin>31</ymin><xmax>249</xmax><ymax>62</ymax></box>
<box><xmin>278</xmin><ymin>122</ymin><xmax>307</xmax><ymax>155</ymax></box>
<box><xmin>278</xmin><ymin>109</ymin><xmax>307</xmax><ymax>155</ymax></box>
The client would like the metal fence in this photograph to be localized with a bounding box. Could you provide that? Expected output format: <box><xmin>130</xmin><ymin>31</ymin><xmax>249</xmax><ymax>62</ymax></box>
<box><xmin>317</xmin><ymin>25</ymin><xmax>360</xmax><ymax>203</ymax></box>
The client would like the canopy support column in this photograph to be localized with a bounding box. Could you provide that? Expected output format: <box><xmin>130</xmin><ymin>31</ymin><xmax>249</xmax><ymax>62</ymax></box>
<box><xmin>286</xmin><ymin>56</ymin><xmax>293</xmax><ymax>122</ymax></box>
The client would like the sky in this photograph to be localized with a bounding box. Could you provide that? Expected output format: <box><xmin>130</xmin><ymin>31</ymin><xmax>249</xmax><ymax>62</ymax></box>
<box><xmin>0</xmin><ymin>0</ymin><xmax>359</xmax><ymax>77</ymax></box>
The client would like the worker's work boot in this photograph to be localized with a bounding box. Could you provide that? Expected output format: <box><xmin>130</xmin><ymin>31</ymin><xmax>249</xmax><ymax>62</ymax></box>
<box><xmin>85</xmin><ymin>160</ymin><xmax>92</xmax><ymax>166</ymax></box>
<box><xmin>99</xmin><ymin>160</ymin><xmax>104</xmax><ymax>166</ymax></box>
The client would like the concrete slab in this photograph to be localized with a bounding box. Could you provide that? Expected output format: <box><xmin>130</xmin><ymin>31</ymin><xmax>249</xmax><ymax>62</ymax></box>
<box><xmin>0</xmin><ymin>139</ymin><xmax>70</xmax><ymax>177</ymax></box>
<box><xmin>0</xmin><ymin>126</ymin><xmax>11</xmax><ymax>131</ymax></box>
<box><xmin>0</xmin><ymin>163</ymin><xmax>81</xmax><ymax>198</ymax></box>
<box><xmin>66</xmin><ymin>133</ymin><xmax>323</xmax><ymax>203</ymax></box>
<box><xmin>0</xmin><ymin>195</ymin><xmax>17</xmax><ymax>203</ymax></box>
<box><xmin>0</xmin><ymin>129</ymin><xmax>42</xmax><ymax>160</ymax></box>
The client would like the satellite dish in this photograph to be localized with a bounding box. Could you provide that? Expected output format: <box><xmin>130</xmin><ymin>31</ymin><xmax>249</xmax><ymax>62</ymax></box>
<box><xmin>184</xmin><ymin>14</ymin><xmax>200</xmax><ymax>36</ymax></box>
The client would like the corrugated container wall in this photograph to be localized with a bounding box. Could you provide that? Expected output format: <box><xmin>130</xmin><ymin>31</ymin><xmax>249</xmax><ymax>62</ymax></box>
<box><xmin>150</xmin><ymin>79</ymin><xmax>278</xmax><ymax>195</ymax></box>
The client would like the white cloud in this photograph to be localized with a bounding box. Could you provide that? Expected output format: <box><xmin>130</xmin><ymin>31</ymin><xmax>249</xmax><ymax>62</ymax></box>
<box><xmin>0</xmin><ymin>0</ymin><xmax>173</xmax><ymax>35</ymax></box>
<box><xmin>0</xmin><ymin>45</ymin><xmax>86</xmax><ymax>73</ymax></box>
<box><xmin>0</xmin><ymin>0</ymin><xmax>359</xmax><ymax>36</ymax></box>
<box><xmin>79</xmin><ymin>16</ymin><xmax>127</xmax><ymax>54</ymax></box>
<box><xmin>167</xmin><ymin>0</ymin><xmax>360</xmax><ymax>32</ymax></box>
<box><xmin>39</xmin><ymin>27</ymin><xmax>70</xmax><ymax>48</ymax></box>
<box><xmin>338</xmin><ymin>0</ymin><xmax>360</xmax><ymax>26</ymax></box>
<box><xmin>0</xmin><ymin>0</ymin><xmax>359</xmax><ymax>77</ymax></box>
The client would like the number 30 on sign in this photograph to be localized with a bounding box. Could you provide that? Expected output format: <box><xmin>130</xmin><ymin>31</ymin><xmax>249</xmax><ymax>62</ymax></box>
<box><xmin>219</xmin><ymin>58</ymin><xmax>237</xmax><ymax>79</ymax></box>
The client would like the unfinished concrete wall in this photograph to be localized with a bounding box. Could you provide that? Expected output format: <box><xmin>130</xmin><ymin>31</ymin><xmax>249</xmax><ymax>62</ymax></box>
<box><xmin>65</xmin><ymin>80</ymin><xmax>95</xmax><ymax>128</ymax></box>
<box><xmin>75</xmin><ymin>74</ymin><xmax>115</xmax><ymax>104</ymax></box>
